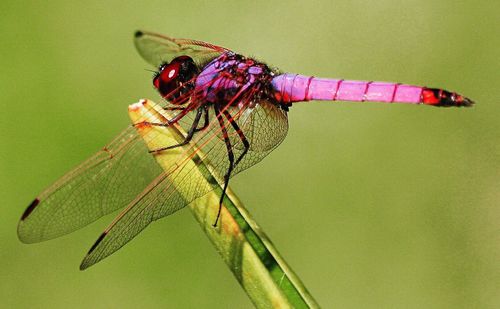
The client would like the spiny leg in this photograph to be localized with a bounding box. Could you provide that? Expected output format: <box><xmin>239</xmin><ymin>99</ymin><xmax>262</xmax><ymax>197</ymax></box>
<box><xmin>137</xmin><ymin>105</ymin><xmax>194</xmax><ymax>128</ymax></box>
<box><xmin>222</xmin><ymin>109</ymin><xmax>249</xmax><ymax>166</ymax></box>
<box><xmin>163</xmin><ymin>106</ymin><xmax>186</xmax><ymax>111</ymax></box>
<box><xmin>194</xmin><ymin>106</ymin><xmax>210</xmax><ymax>133</ymax></box>
<box><xmin>149</xmin><ymin>106</ymin><xmax>204</xmax><ymax>154</ymax></box>
<box><xmin>213</xmin><ymin>104</ymin><xmax>235</xmax><ymax>227</ymax></box>
<box><xmin>141</xmin><ymin>73</ymin><xmax>223</xmax><ymax>127</ymax></box>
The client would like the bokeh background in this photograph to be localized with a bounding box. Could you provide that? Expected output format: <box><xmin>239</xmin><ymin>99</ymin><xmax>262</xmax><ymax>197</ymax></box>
<box><xmin>1</xmin><ymin>1</ymin><xmax>498</xmax><ymax>308</ymax></box>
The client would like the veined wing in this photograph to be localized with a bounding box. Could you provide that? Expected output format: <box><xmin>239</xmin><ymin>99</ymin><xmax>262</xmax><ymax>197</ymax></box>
<box><xmin>80</xmin><ymin>97</ymin><xmax>288</xmax><ymax>269</ymax></box>
<box><xmin>16</xmin><ymin>75</ymin><xmax>219</xmax><ymax>243</ymax></box>
<box><xmin>17</xmin><ymin>126</ymin><xmax>163</xmax><ymax>243</ymax></box>
<box><xmin>134</xmin><ymin>30</ymin><xmax>228</xmax><ymax>68</ymax></box>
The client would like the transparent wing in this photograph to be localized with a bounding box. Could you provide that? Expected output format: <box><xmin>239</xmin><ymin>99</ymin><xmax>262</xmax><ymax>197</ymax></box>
<box><xmin>134</xmin><ymin>30</ymin><xmax>228</xmax><ymax>68</ymax></box>
<box><xmin>17</xmin><ymin>127</ymin><xmax>163</xmax><ymax>243</ymax></box>
<box><xmin>80</xmin><ymin>98</ymin><xmax>289</xmax><ymax>269</ymax></box>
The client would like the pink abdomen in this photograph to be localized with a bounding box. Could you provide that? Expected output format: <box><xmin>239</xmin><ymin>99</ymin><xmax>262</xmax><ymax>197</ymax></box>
<box><xmin>271</xmin><ymin>74</ymin><xmax>473</xmax><ymax>107</ymax></box>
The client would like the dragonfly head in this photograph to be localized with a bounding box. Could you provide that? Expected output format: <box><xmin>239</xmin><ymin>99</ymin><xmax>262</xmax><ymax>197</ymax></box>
<box><xmin>153</xmin><ymin>56</ymin><xmax>198</xmax><ymax>104</ymax></box>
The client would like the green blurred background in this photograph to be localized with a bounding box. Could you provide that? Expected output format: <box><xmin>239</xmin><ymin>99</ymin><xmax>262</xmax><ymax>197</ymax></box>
<box><xmin>1</xmin><ymin>1</ymin><xmax>498</xmax><ymax>308</ymax></box>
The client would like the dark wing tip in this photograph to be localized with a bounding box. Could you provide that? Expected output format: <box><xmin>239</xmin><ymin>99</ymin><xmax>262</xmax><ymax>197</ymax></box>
<box><xmin>20</xmin><ymin>198</ymin><xmax>40</xmax><ymax>221</ymax></box>
<box><xmin>80</xmin><ymin>231</ymin><xmax>107</xmax><ymax>270</ymax></box>
<box><xmin>134</xmin><ymin>30</ymin><xmax>144</xmax><ymax>38</ymax></box>
<box><xmin>87</xmin><ymin>232</ymin><xmax>107</xmax><ymax>255</ymax></box>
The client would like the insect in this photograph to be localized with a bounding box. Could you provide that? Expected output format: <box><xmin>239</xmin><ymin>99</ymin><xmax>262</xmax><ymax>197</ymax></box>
<box><xmin>18</xmin><ymin>30</ymin><xmax>474</xmax><ymax>269</ymax></box>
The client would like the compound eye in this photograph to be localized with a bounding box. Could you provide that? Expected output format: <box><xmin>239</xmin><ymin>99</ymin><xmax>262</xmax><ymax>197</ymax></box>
<box><xmin>153</xmin><ymin>62</ymin><xmax>181</xmax><ymax>97</ymax></box>
<box><xmin>161</xmin><ymin>64</ymin><xmax>180</xmax><ymax>82</ymax></box>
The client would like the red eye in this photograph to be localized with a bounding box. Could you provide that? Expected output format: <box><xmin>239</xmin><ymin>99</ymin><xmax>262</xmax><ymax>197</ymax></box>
<box><xmin>153</xmin><ymin>74</ymin><xmax>160</xmax><ymax>89</ymax></box>
<box><xmin>160</xmin><ymin>63</ymin><xmax>180</xmax><ymax>82</ymax></box>
<box><xmin>153</xmin><ymin>62</ymin><xmax>181</xmax><ymax>97</ymax></box>
<box><xmin>152</xmin><ymin>56</ymin><xmax>198</xmax><ymax>103</ymax></box>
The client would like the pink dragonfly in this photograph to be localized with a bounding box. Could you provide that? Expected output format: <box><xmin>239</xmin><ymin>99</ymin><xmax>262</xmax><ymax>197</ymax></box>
<box><xmin>18</xmin><ymin>30</ymin><xmax>474</xmax><ymax>269</ymax></box>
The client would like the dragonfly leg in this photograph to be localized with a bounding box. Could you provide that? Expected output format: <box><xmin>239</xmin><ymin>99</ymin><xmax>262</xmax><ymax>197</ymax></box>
<box><xmin>222</xmin><ymin>109</ymin><xmax>249</xmax><ymax>166</ymax></box>
<box><xmin>148</xmin><ymin>106</ymin><xmax>204</xmax><ymax>154</ymax></box>
<box><xmin>194</xmin><ymin>106</ymin><xmax>210</xmax><ymax>132</ymax></box>
<box><xmin>162</xmin><ymin>106</ymin><xmax>186</xmax><ymax>111</ymax></box>
<box><xmin>135</xmin><ymin>105</ymin><xmax>194</xmax><ymax>129</ymax></box>
<box><xmin>213</xmin><ymin>104</ymin><xmax>235</xmax><ymax>227</ymax></box>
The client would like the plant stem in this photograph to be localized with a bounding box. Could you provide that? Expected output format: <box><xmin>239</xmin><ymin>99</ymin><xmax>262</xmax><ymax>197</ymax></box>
<box><xmin>129</xmin><ymin>99</ymin><xmax>319</xmax><ymax>308</ymax></box>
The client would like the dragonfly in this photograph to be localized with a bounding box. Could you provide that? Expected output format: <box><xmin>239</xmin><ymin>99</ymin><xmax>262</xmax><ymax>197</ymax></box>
<box><xmin>18</xmin><ymin>30</ymin><xmax>474</xmax><ymax>270</ymax></box>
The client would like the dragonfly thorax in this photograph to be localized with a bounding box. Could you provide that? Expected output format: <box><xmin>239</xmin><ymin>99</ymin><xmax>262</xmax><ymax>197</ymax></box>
<box><xmin>153</xmin><ymin>56</ymin><xmax>199</xmax><ymax>105</ymax></box>
<box><xmin>195</xmin><ymin>52</ymin><xmax>276</xmax><ymax>106</ymax></box>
